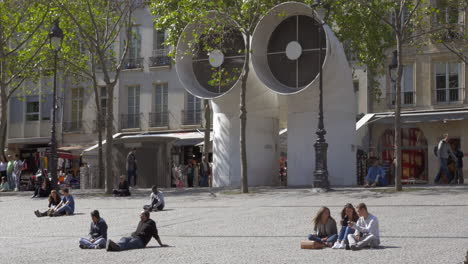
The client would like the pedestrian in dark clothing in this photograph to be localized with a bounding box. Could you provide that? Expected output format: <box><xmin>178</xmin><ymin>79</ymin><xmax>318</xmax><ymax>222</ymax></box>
<box><xmin>34</xmin><ymin>190</ymin><xmax>61</xmax><ymax>217</ymax></box>
<box><xmin>32</xmin><ymin>177</ymin><xmax>51</xmax><ymax>198</ymax></box>
<box><xmin>199</xmin><ymin>156</ymin><xmax>211</xmax><ymax>187</ymax></box>
<box><xmin>112</xmin><ymin>175</ymin><xmax>131</xmax><ymax>196</ymax></box>
<box><xmin>79</xmin><ymin>210</ymin><xmax>108</xmax><ymax>249</ymax></box>
<box><xmin>186</xmin><ymin>160</ymin><xmax>194</xmax><ymax>187</ymax></box>
<box><xmin>106</xmin><ymin>210</ymin><xmax>168</xmax><ymax>251</ymax></box>
<box><xmin>454</xmin><ymin>146</ymin><xmax>464</xmax><ymax>184</ymax></box>
<box><xmin>435</xmin><ymin>133</ymin><xmax>457</xmax><ymax>184</ymax></box>
<box><xmin>126</xmin><ymin>148</ymin><xmax>137</xmax><ymax>187</ymax></box>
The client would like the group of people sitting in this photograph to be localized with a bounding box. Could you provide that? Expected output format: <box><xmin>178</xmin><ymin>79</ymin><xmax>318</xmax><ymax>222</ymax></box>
<box><xmin>34</xmin><ymin>188</ymin><xmax>75</xmax><ymax>217</ymax></box>
<box><xmin>307</xmin><ymin>203</ymin><xmax>380</xmax><ymax>250</ymax></box>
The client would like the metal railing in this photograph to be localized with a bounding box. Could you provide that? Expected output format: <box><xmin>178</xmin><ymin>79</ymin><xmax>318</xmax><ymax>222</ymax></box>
<box><xmin>62</xmin><ymin>121</ymin><xmax>84</xmax><ymax>133</ymax></box>
<box><xmin>149</xmin><ymin>111</ymin><xmax>169</xmax><ymax>127</ymax></box>
<box><xmin>120</xmin><ymin>113</ymin><xmax>141</xmax><ymax>129</ymax></box>
<box><xmin>123</xmin><ymin>57</ymin><xmax>144</xmax><ymax>70</ymax></box>
<box><xmin>150</xmin><ymin>49</ymin><xmax>171</xmax><ymax>67</ymax></box>
<box><xmin>433</xmin><ymin>88</ymin><xmax>465</xmax><ymax>104</ymax></box>
<box><xmin>387</xmin><ymin>91</ymin><xmax>416</xmax><ymax>107</ymax></box>
<box><xmin>182</xmin><ymin>109</ymin><xmax>202</xmax><ymax>126</ymax></box>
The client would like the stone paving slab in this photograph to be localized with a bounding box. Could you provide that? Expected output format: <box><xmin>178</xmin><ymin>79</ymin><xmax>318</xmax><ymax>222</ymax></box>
<box><xmin>0</xmin><ymin>185</ymin><xmax>467</xmax><ymax>264</ymax></box>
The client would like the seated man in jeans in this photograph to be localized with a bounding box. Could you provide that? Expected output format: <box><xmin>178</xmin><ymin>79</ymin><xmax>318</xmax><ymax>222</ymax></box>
<box><xmin>79</xmin><ymin>210</ymin><xmax>108</xmax><ymax>249</ymax></box>
<box><xmin>347</xmin><ymin>203</ymin><xmax>380</xmax><ymax>250</ymax></box>
<box><xmin>365</xmin><ymin>159</ymin><xmax>387</xmax><ymax>187</ymax></box>
<box><xmin>106</xmin><ymin>210</ymin><xmax>168</xmax><ymax>251</ymax></box>
<box><xmin>51</xmin><ymin>188</ymin><xmax>75</xmax><ymax>216</ymax></box>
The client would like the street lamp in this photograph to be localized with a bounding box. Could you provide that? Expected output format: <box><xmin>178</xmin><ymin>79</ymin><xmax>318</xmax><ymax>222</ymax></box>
<box><xmin>49</xmin><ymin>19</ymin><xmax>64</xmax><ymax>189</ymax></box>
<box><xmin>312</xmin><ymin>0</ymin><xmax>330</xmax><ymax>190</ymax></box>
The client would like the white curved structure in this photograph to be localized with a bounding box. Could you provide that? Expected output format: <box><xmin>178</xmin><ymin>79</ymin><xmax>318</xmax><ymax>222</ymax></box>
<box><xmin>252</xmin><ymin>2</ymin><xmax>356</xmax><ymax>186</ymax></box>
<box><xmin>175</xmin><ymin>12</ymin><xmax>279</xmax><ymax>187</ymax></box>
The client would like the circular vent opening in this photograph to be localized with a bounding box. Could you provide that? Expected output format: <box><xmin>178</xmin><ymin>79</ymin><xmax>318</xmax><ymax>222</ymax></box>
<box><xmin>267</xmin><ymin>15</ymin><xmax>326</xmax><ymax>89</ymax></box>
<box><xmin>192</xmin><ymin>28</ymin><xmax>245</xmax><ymax>95</ymax></box>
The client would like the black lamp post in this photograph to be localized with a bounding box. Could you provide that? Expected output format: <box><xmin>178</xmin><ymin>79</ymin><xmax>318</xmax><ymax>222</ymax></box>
<box><xmin>49</xmin><ymin>19</ymin><xmax>64</xmax><ymax>189</ymax></box>
<box><xmin>312</xmin><ymin>0</ymin><xmax>330</xmax><ymax>190</ymax></box>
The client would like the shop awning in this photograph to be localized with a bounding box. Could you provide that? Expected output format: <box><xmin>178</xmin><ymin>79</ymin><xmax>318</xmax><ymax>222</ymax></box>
<box><xmin>356</xmin><ymin>108</ymin><xmax>468</xmax><ymax>131</ymax></box>
<box><xmin>7</xmin><ymin>137</ymin><xmax>50</xmax><ymax>144</ymax></box>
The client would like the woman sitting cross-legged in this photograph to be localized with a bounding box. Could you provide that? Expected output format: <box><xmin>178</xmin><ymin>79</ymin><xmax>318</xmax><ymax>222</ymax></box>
<box><xmin>307</xmin><ymin>206</ymin><xmax>338</xmax><ymax>247</ymax></box>
<box><xmin>332</xmin><ymin>203</ymin><xmax>359</xmax><ymax>249</ymax></box>
<box><xmin>34</xmin><ymin>190</ymin><xmax>61</xmax><ymax>217</ymax></box>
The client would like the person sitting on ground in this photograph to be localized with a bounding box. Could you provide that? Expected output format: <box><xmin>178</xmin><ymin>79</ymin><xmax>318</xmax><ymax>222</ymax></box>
<box><xmin>32</xmin><ymin>177</ymin><xmax>51</xmax><ymax>198</ymax></box>
<box><xmin>307</xmin><ymin>206</ymin><xmax>338</xmax><ymax>247</ymax></box>
<box><xmin>347</xmin><ymin>203</ymin><xmax>380</xmax><ymax>250</ymax></box>
<box><xmin>143</xmin><ymin>186</ymin><xmax>165</xmax><ymax>212</ymax></box>
<box><xmin>50</xmin><ymin>188</ymin><xmax>75</xmax><ymax>216</ymax></box>
<box><xmin>112</xmin><ymin>176</ymin><xmax>131</xmax><ymax>196</ymax></box>
<box><xmin>35</xmin><ymin>190</ymin><xmax>61</xmax><ymax>217</ymax></box>
<box><xmin>332</xmin><ymin>203</ymin><xmax>359</xmax><ymax>249</ymax></box>
<box><xmin>365</xmin><ymin>159</ymin><xmax>387</xmax><ymax>187</ymax></box>
<box><xmin>79</xmin><ymin>210</ymin><xmax>108</xmax><ymax>249</ymax></box>
<box><xmin>106</xmin><ymin>210</ymin><xmax>168</xmax><ymax>251</ymax></box>
<box><xmin>0</xmin><ymin>176</ymin><xmax>10</xmax><ymax>192</ymax></box>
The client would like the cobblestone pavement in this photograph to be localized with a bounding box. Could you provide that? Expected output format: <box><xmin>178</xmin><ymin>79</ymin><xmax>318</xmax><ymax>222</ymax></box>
<box><xmin>1</xmin><ymin>185</ymin><xmax>467</xmax><ymax>264</ymax></box>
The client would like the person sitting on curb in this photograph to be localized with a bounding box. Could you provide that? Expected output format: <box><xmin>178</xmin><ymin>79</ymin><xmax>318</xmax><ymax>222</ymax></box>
<box><xmin>79</xmin><ymin>210</ymin><xmax>108</xmax><ymax>249</ymax></box>
<box><xmin>143</xmin><ymin>186</ymin><xmax>165</xmax><ymax>212</ymax></box>
<box><xmin>347</xmin><ymin>203</ymin><xmax>380</xmax><ymax>250</ymax></box>
<box><xmin>35</xmin><ymin>190</ymin><xmax>61</xmax><ymax>217</ymax></box>
<box><xmin>112</xmin><ymin>175</ymin><xmax>131</xmax><ymax>197</ymax></box>
<box><xmin>50</xmin><ymin>188</ymin><xmax>75</xmax><ymax>216</ymax></box>
<box><xmin>32</xmin><ymin>177</ymin><xmax>51</xmax><ymax>198</ymax></box>
<box><xmin>365</xmin><ymin>159</ymin><xmax>387</xmax><ymax>187</ymax></box>
<box><xmin>332</xmin><ymin>203</ymin><xmax>359</xmax><ymax>249</ymax></box>
<box><xmin>106</xmin><ymin>210</ymin><xmax>168</xmax><ymax>251</ymax></box>
<box><xmin>307</xmin><ymin>206</ymin><xmax>338</xmax><ymax>247</ymax></box>
<box><xmin>0</xmin><ymin>176</ymin><xmax>10</xmax><ymax>192</ymax></box>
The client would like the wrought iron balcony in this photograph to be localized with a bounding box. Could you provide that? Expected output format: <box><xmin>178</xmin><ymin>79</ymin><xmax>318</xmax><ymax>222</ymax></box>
<box><xmin>182</xmin><ymin>109</ymin><xmax>202</xmax><ymax>126</ymax></box>
<box><xmin>123</xmin><ymin>57</ymin><xmax>144</xmax><ymax>70</ymax></box>
<box><xmin>387</xmin><ymin>91</ymin><xmax>416</xmax><ymax>108</ymax></box>
<box><xmin>120</xmin><ymin>113</ymin><xmax>141</xmax><ymax>129</ymax></box>
<box><xmin>149</xmin><ymin>111</ymin><xmax>169</xmax><ymax>127</ymax></box>
<box><xmin>433</xmin><ymin>87</ymin><xmax>465</xmax><ymax>104</ymax></box>
<box><xmin>150</xmin><ymin>49</ymin><xmax>171</xmax><ymax>67</ymax></box>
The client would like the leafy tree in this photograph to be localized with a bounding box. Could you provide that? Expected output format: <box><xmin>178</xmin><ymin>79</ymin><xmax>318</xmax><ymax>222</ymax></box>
<box><xmin>0</xmin><ymin>0</ymin><xmax>52</xmax><ymax>157</ymax></box>
<box><xmin>56</xmin><ymin>0</ymin><xmax>136</xmax><ymax>193</ymax></box>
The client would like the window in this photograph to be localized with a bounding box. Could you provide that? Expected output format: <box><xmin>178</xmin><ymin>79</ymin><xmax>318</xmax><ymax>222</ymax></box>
<box><xmin>71</xmin><ymin>88</ymin><xmax>83</xmax><ymax>125</ymax></box>
<box><xmin>26</xmin><ymin>96</ymin><xmax>39</xmax><ymax>121</ymax></box>
<box><xmin>389</xmin><ymin>65</ymin><xmax>414</xmax><ymax>106</ymax></box>
<box><xmin>435</xmin><ymin>62</ymin><xmax>462</xmax><ymax>103</ymax></box>
<box><xmin>184</xmin><ymin>92</ymin><xmax>202</xmax><ymax>125</ymax></box>
<box><xmin>129</xmin><ymin>26</ymin><xmax>141</xmax><ymax>60</ymax></box>
<box><xmin>435</xmin><ymin>1</ymin><xmax>460</xmax><ymax>24</ymax></box>
<box><xmin>100</xmin><ymin>86</ymin><xmax>107</xmax><ymax>117</ymax></box>
<box><xmin>10</xmin><ymin>97</ymin><xmax>24</xmax><ymax>123</ymax></box>
<box><xmin>40</xmin><ymin>94</ymin><xmax>52</xmax><ymax>121</ymax></box>
<box><xmin>127</xmin><ymin>85</ymin><xmax>140</xmax><ymax>128</ymax></box>
<box><xmin>153</xmin><ymin>28</ymin><xmax>166</xmax><ymax>50</ymax></box>
<box><xmin>152</xmin><ymin>83</ymin><xmax>168</xmax><ymax>127</ymax></box>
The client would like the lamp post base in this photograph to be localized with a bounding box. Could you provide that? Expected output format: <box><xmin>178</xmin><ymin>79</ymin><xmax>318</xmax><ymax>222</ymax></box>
<box><xmin>313</xmin><ymin>141</ymin><xmax>330</xmax><ymax>190</ymax></box>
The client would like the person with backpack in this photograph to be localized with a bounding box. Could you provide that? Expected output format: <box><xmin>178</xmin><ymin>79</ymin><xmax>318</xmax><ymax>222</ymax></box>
<box><xmin>434</xmin><ymin>133</ymin><xmax>457</xmax><ymax>184</ymax></box>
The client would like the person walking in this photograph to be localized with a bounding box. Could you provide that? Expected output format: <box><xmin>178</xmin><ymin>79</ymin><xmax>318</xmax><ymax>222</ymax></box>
<box><xmin>6</xmin><ymin>155</ymin><xmax>14</xmax><ymax>191</ymax></box>
<box><xmin>435</xmin><ymin>133</ymin><xmax>457</xmax><ymax>184</ymax></box>
<box><xmin>79</xmin><ymin>210</ymin><xmax>108</xmax><ymax>249</ymax></box>
<box><xmin>200</xmin><ymin>156</ymin><xmax>211</xmax><ymax>187</ymax></box>
<box><xmin>126</xmin><ymin>148</ymin><xmax>137</xmax><ymax>187</ymax></box>
<box><xmin>347</xmin><ymin>203</ymin><xmax>380</xmax><ymax>250</ymax></box>
<box><xmin>454</xmin><ymin>145</ymin><xmax>464</xmax><ymax>184</ymax></box>
<box><xmin>186</xmin><ymin>160</ymin><xmax>194</xmax><ymax>187</ymax></box>
<box><xmin>106</xmin><ymin>210</ymin><xmax>168</xmax><ymax>251</ymax></box>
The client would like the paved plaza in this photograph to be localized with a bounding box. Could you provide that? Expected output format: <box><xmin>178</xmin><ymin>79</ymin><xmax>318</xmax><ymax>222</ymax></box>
<box><xmin>1</xmin><ymin>185</ymin><xmax>467</xmax><ymax>264</ymax></box>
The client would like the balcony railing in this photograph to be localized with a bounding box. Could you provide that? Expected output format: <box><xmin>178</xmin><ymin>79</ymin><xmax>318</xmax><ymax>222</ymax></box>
<box><xmin>150</xmin><ymin>49</ymin><xmax>171</xmax><ymax>67</ymax></box>
<box><xmin>121</xmin><ymin>113</ymin><xmax>141</xmax><ymax>129</ymax></box>
<box><xmin>123</xmin><ymin>57</ymin><xmax>144</xmax><ymax>70</ymax></box>
<box><xmin>149</xmin><ymin>111</ymin><xmax>169</xmax><ymax>127</ymax></box>
<box><xmin>182</xmin><ymin>109</ymin><xmax>202</xmax><ymax>126</ymax></box>
<box><xmin>62</xmin><ymin>121</ymin><xmax>84</xmax><ymax>133</ymax></box>
<box><xmin>387</xmin><ymin>92</ymin><xmax>416</xmax><ymax>107</ymax></box>
<box><xmin>433</xmin><ymin>88</ymin><xmax>465</xmax><ymax>104</ymax></box>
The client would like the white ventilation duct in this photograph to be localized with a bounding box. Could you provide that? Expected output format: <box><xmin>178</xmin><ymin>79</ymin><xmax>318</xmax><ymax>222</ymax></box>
<box><xmin>175</xmin><ymin>12</ymin><xmax>279</xmax><ymax>187</ymax></box>
<box><xmin>252</xmin><ymin>2</ymin><xmax>356</xmax><ymax>186</ymax></box>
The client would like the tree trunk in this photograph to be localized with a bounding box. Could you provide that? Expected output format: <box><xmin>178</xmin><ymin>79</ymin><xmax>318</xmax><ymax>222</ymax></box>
<box><xmin>203</xmin><ymin>99</ymin><xmax>211</xmax><ymax>186</ymax></box>
<box><xmin>240</xmin><ymin>35</ymin><xmax>250</xmax><ymax>193</ymax></box>
<box><xmin>394</xmin><ymin>34</ymin><xmax>403</xmax><ymax>192</ymax></box>
<box><xmin>92</xmin><ymin>83</ymin><xmax>104</xmax><ymax>188</ymax></box>
<box><xmin>0</xmin><ymin>91</ymin><xmax>7</xmax><ymax>158</ymax></box>
<box><xmin>105</xmin><ymin>83</ymin><xmax>115</xmax><ymax>194</ymax></box>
